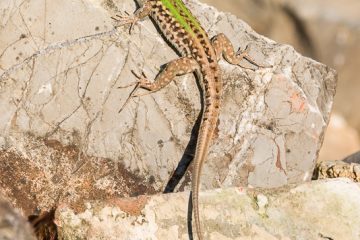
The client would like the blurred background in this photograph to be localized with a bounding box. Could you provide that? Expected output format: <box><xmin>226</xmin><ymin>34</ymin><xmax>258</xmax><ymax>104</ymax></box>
<box><xmin>202</xmin><ymin>0</ymin><xmax>360</xmax><ymax>162</ymax></box>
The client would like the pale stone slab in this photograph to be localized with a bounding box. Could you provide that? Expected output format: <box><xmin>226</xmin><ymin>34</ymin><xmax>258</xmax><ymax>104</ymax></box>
<box><xmin>0</xmin><ymin>0</ymin><xmax>336</xmax><ymax>216</ymax></box>
<box><xmin>56</xmin><ymin>179</ymin><xmax>360</xmax><ymax>240</ymax></box>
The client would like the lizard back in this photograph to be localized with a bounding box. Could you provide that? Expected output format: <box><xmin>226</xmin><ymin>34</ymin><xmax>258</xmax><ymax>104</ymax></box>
<box><xmin>147</xmin><ymin>1</ymin><xmax>223</xmax><ymax>239</ymax></box>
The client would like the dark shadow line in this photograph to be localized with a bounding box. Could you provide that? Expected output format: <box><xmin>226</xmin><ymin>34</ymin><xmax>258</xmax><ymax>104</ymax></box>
<box><xmin>187</xmin><ymin>191</ymin><xmax>194</xmax><ymax>240</ymax></box>
<box><xmin>162</xmin><ymin>72</ymin><xmax>205</xmax><ymax>239</ymax></box>
<box><xmin>163</xmin><ymin>113</ymin><xmax>202</xmax><ymax>193</ymax></box>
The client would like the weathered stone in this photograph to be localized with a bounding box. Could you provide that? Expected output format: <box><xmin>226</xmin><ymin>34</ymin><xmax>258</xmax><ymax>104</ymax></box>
<box><xmin>0</xmin><ymin>0</ymin><xmax>335</xmax><ymax>222</ymax></box>
<box><xmin>204</xmin><ymin>0</ymin><xmax>360</xmax><ymax>136</ymax></box>
<box><xmin>314</xmin><ymin>149</ymin><xmax>360</xmax><ymax>182</ymax></box>
<box><xmin>0</xmin><ymin>195</ymin><xmax>36</xmax><ymax>240</ymax></box>
<box><xmin>56</xmin><ymin>179</ymin><xmax>360</xmax><ymax>239</ymax></box>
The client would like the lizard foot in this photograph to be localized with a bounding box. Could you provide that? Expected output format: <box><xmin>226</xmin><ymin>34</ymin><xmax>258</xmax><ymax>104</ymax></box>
<box><xmin>236</xmin><ymin>45</ymin><xmax>273</xmax><ymax>69</ymax></box>
<box><xmin>117</xmin><ymin>70</ymin><xmax>153</xmax><ymax>113</ymax></box>
<box><xmin>112</xmin><ymin>12</ymin><xmax>139</xmax><ymax>34</ymax></box>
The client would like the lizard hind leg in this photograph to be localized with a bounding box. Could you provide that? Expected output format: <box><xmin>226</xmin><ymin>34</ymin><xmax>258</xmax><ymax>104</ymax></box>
<box><xmin>133</xmin><ymin>57</ymin><xmax>200</xmax><ymax>95</ymax></box>
<box><xmin>118</xmin><ymin>57</ymin><xmax>200</xmax><ymax>113</ymax></box>
<box><xmin>211</xmin><ymin>33</ymin><xmax>271</xmax><ymax>68</ymax></box>
<box><xmin>235</xmin><ymin>45</ymin><xmax>272</xmax><ymax>68</ymax></box>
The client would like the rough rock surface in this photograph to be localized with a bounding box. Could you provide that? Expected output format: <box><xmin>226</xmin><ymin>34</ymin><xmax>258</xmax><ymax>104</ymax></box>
<box><xmin>56</xmin><ymin>179</ymin><xmax>360</xmax><ymax>240</ymax></box>
<box><xmin>203</xmin><ymin>0</ymin><xmax>360</xmax><ymax>137</ymax></box>
<box><xmin>0</xmin><ymin>195</ymin><xmax>36</xmax><ymax>240</ymax></box>
<box><xmin>314</xmin><ymin>149</ymin><xmax>360</xmax><ymax>182</ymax></box>
<box><xmin>280</xmin><ymin>0</ymin><xmax>360</xmax><ymax>135</ymax></box>
<box><xmin>313</xmin><ymin>160</ymin><xmax>360</xmax><ymax>182</ymax></box>
<box><xmin>0</xmin><ymin>0</ymin><xmax>336</xmax><ymax>219</ymax></box>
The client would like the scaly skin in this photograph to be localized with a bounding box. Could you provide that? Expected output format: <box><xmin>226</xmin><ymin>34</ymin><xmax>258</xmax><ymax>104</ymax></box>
<box><xmin>115</xmin><ymin>1</ymin><xmax>267</xmax><ymax>239</ymax></box>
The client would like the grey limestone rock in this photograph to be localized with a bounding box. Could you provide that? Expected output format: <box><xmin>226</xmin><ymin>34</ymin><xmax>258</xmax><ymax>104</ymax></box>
<box><xmin>0</xmin><ymin>0</ymin><xmax>336</xmax><ymax>216</ymax></box>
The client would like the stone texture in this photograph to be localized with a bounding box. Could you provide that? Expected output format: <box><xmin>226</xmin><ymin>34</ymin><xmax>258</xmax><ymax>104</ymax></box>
<box><xmin>281</xmin><ymin>0</ymin><xmax>360</xmax><ymax>137</ymax></box>
<box><xmin>314</xmin><ymin>160</ymin><xmax>360</xmax><ymax>182</ymax></box>
<box><xmin>56</xmin><ymin>179</ymin><xmax>360</xmax><ymax>239</ymax></box>
<box><xmin>0</xmin><ymin>195</ymin><xmax>36</xmax><ymax>240</ymax></box>
<box><xmin>314</xmin><ymin>150</ymin><xmax>360</xmax><ymax>182</ymax></box>
<box><xmin>203</xmin><ymin>0</ymin><xmax>360</xmax><ymax>138</ymax></box>
<box><xmin>0</xmin><ymin>0</ymin><xmax>335</xmax><ymax>223</ymax></box>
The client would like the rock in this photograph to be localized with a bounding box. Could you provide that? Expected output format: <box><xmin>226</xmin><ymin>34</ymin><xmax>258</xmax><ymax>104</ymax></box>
<box><xmin>313</xmin><ymin>150</ymin><xmax>360</xmax><ymax>182</ymax></box>
<box><xmin>343</xmin><ymin>150</ymin><xmax>360</xmax><ymax>164</ymax></box>
<box><xmin>318</xmin><ymin>113</ymin><xmax>360</xmax><ymax>162</ymax></box>
<box><xmin>203</xmin><ymin>0</ymin><xmax>360</xmax><ymax>136</ymax></box>
<box><xmin>55</xmin><ymin>179</ymin><xmax>360</xmax><ymax>239</ymax></box>
<box><xmin>0</xmin><ymin>0</ymin><xmax>336</xmax><ymax>220</ymax></box>
<box><xmin>0</xmin><ymin>195</ymin><xmax>36</xmax><ymax>240</ymax></box>
<box><xmin>313</xmin><ymin>160</ymin><xmax>360</xmax><ymax>182</ymax></box>
<box><xmin>201</xmin><ymin>0</ymin><xmax>325</xmax><ymax>59</ymax></box>
<box><xmin>277</xmin><ymin>0</ymin><xmax>360</xmax><ymax>135</ymax></box>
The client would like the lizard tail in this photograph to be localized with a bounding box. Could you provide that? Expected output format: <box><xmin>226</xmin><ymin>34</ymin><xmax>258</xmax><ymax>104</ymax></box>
<box><xmin>192</xmin><ymin>119</ymin><xmax>217</xmax><ymax>240</ymax></box>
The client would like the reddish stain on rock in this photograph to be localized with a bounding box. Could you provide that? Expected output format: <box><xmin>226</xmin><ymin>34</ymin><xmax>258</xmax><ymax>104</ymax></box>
<box><xmin>109</xmin><ymin>195</ymin><xmax>150</xmax><ymax>216</ymax></box>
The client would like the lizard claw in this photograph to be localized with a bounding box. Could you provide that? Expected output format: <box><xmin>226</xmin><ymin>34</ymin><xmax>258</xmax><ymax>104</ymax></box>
<box><xmin>131</xmin><ymin>70</ymin><xmax>147</xmax><ymax>80</ymax></box>
<box><xmin>130</xmin><ymin>70</ymin><xmax>154</xmax><ymax>97</ymax></box>
<box><xmin>118</xmin><ymin>70</ymin><xmax>152</xmax><ymax>113</ymax></box>
<box><xmin>118</xmin><ymin>81</ymin><xmax>140</xmax><ymax>113</ymax></box>
<box><xmin>117</xmin><ymin>81</ymin><xmax>138</xmax><ymax>89</ymax></box>
<box><xmin>112</xmin><ymin>11</ymin><xmax>139</xmax><ymax>34</ymax></box>
<box><xmin>117</xmin><ymin>70</ymin><xmax>147</xmax><ymax>89</ymax></box>
<box><xmin>236</xmin><ymin>45</ymin><xmax>273</xmax><ymax>69</ymax></box>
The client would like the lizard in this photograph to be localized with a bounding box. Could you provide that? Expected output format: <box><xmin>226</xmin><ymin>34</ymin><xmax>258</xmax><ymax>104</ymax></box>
<box><xmin>114</xmin><ymin>0</ymin><xmax>269</xmax><ymax>239</ymax></box>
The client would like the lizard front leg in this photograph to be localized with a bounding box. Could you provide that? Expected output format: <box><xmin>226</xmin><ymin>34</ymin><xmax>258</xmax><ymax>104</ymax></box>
<box><xmin>211</xmin><ymin>33</ymin><xmax>270</xmax><ymax>68</ymax></box>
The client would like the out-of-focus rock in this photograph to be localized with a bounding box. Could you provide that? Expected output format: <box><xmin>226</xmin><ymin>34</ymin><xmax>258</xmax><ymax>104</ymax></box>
<box><xmin>0</xmin><ymin>195</ymin><xmax>36</xmax><ymax>240</ymax></box>
<box><xmin>0</xmin><ymin>0</ymin><xmax>335</xmax><ymax>226</ymax></box>
<box><xmin>56</xmin><ymin>179</ymin><xmax>360</xmax><ymax>239</ymax></box>
<box><xmin>313</xmin><ymin>150</ymin><xmax>360</xmax><ymax>182</ymax></box>
<box><xmin>313</xmin><ymin>160</ymin><xmax>360</xmax><ymax>182</ymax></box>
<box><xmin>318</xmin><ymin>113</ymin><xmax>360</xmax><ymax>162</ymax></box>
<box><xmin>343</xmin><ymin>150</ymin><xmax>360</xmax><ymax>164</ymax></box>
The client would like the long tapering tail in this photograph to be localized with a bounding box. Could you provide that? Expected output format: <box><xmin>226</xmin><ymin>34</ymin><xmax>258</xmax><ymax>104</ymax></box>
<box><xmin>191</xmin><ymin>118</ymin><xmax>217</xmax><ymax>240</ymax></box>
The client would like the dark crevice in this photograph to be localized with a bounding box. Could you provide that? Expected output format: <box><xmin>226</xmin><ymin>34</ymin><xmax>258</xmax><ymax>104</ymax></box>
<box><xmin>28</xmin><ymin>208</ymin><xmax>58</xmax><ymax>240</ymax></box>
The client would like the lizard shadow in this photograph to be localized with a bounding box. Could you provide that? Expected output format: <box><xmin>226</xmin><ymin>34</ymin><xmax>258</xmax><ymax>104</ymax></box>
<box><xmin>163</xmin><ymin>111</ymin><xmax>200</xmax><ymax>240</ymax></box>
<box><xmin>187</xmin><ymin>192</ymin><xmax>195</xmax><ymax>240</ymax></box>
<box><xmin>163</xmin><ymin>74</ymin><xmax>204</xmax><ymax>239</ymax></box>
<box><xmin>163</xmin><ymin>111</ymin><xmax>201</xmax><ymax>194</ymax></box>
<box><xmin>136</xmin><ymin>3</ymin><xmax>204</xmax><ymax>236</ymax></box>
